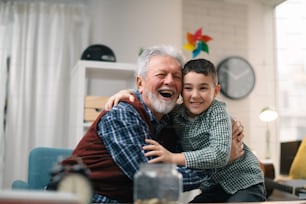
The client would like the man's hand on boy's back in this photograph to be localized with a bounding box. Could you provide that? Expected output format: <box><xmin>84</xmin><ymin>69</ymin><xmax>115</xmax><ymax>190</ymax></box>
<box><xmin>229</xmin><ymin>118</ymin><xmax>245</xmax><ymax>162</ymax></box>
<box><xmin>104</xmin><ymin>89</ymin><xmax>135</xmax><ymax>111</ymax></box>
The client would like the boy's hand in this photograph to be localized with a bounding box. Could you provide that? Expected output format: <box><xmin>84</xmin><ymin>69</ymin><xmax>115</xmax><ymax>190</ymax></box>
<box><xmin>143</xmin><ymin>139</ymin><xmax>179</xmax><ymax>164</ymax></box>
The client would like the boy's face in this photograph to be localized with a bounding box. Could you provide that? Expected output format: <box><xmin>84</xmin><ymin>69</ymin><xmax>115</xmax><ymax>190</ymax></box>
<box><xmin>182</xmin><ymin>71</ymin><xmax>220</xmax><ymax>118</ymax></box>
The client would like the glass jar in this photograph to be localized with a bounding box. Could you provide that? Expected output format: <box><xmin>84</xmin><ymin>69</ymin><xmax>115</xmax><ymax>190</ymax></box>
<box><xmin>134</xmin><ymin>163</ymin><xmax>183</xmax><ymax>204</ymax></box>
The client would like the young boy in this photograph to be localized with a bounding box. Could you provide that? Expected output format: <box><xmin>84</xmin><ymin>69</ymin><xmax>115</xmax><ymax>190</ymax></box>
<box><xmin>106</xmin><ymin>58</ymin><xmax>266</xmax><ymax>202</ymax></box>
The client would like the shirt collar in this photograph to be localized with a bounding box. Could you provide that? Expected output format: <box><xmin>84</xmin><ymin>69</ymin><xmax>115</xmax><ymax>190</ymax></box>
<box><xmin>176</xmin><ymin>104</ymin><xmax>201</xmax><ymax>122</ymax></box>
<box><xmin>176</xmin><ymin>100</ymin><xmax>217</xmax><ymax>122</ymax></box>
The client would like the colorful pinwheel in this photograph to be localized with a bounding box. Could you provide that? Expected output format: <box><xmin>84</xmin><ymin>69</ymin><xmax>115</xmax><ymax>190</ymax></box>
<box><xmin>183</xmin><ymin>27</ymin><xmax>213</xmax><ymax>58</ymax></box>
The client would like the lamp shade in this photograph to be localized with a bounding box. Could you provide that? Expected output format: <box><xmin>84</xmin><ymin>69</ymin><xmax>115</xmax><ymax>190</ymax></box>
<box><xmin>259</xmin><ymin>107</ymin><xmax>278</xmax><ymax>122</ymax></box>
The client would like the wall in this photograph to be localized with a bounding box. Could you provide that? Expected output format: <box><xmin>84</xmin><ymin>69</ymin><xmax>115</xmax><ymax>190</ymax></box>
<box><xmin>87</xmin><ymin>0</ymin><xmax>280</xmax><ymax>174</ymax></box>
<box><xmin>181</xmin><ymin>0</ymin><xmax>280</xmax><ymax>172</ymax></box>
<box><xmin>88</xmin><ymin>0</ymin><xmax>182</xmax><ymax>64</ymax></box>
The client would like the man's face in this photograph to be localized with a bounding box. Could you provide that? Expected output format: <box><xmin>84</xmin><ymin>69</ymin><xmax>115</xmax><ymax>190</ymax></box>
<box><xmin>137</xmin><ymin>55</ymin><xmax>182</xmax><ymax>119</ymax></box>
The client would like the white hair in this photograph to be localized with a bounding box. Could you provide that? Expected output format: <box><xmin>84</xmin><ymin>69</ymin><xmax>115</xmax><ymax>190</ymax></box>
<box><xmin>136</xmin><ymin>44</ymin><xmax>185</xmax><ymax>79</ymax></box>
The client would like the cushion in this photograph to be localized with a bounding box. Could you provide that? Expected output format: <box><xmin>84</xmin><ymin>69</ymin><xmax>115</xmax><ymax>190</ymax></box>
<box><xmin>289</xmin><ymin>137</ymin><xmax>306</xmax><ymax>179</ymax></box>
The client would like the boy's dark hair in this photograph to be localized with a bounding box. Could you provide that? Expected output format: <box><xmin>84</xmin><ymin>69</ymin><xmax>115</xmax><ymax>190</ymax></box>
<box><xmin>183</xmin><ymin>58</ymin><xmax>218</xmax><ymax>85</ymax></box>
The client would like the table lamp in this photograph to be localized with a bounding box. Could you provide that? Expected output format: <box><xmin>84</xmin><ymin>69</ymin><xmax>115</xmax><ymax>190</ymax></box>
<box><xmin>259</xmin><ymin>107</ymin><xmax>278</xmax><ymax>159</ymax></box>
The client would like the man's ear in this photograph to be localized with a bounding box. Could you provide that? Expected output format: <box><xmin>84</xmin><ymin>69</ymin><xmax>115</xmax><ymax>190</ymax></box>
<box><xmin>136</xmin><ymin>76</ymin><xmax>144</xmax><ymax>93</ymax></box>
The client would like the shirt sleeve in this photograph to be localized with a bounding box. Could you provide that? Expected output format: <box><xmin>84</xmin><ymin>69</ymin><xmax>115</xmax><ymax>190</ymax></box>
<box><xmin>97</xmin><ymin>103</ymin><xmax>151</xmax><ymax>180</ymax></box>
<box><xmin>183</xmin><ymin>101</ymin><xmax>232</xmax><ymax>169</ymax></box>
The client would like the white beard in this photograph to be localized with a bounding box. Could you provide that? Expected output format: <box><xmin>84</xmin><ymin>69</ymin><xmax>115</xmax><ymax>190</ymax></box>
<box><xmin>145</xmin><ymin>88</ymin><xmax>177</xmax><ymax>114</ymax></box>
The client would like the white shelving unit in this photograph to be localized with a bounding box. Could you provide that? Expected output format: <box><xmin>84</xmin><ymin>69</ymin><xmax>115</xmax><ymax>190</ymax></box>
<box><xmin>68</xmin><ymin>60</ymin><xmax>136</xmax><ymax>146</ymax></box>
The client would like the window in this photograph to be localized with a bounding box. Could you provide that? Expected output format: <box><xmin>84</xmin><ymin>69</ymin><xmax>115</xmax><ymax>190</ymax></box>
<box><xmin>276</xmin><ymin>0</ymin><xmax>306</xmax><ymax>142</ymax></box>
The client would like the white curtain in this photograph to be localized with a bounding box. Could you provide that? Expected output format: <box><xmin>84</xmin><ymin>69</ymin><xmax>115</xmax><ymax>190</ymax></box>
<box><xmin>0</xmin><ymin>0</ymin><xmax>89</xmax><ymax>188</ymax></box>
<box><xmin>0</xmin><ymin>1</ymin><xmax>11</xmax><ymax>189</ymax></box>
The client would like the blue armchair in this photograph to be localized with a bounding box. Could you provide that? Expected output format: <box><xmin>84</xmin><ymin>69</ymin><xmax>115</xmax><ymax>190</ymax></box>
<box><xmin>11</xmin><ymin>147</ymin><xmax>73</xmax><ymax>190</ymax></box>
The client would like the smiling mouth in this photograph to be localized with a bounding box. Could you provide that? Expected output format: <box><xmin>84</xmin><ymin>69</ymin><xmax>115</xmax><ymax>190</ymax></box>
<box><xmin>190</xmin><ymin>101</ymin><xmax>203</xmax><ymax>105</ymax></box>
<box><xmin>159</xmin><ymin>90</ymin><xmax>174</xmax><ymax>98</ymax></box>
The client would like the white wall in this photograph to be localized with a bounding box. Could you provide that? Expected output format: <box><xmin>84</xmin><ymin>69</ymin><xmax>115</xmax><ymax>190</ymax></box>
<box><xmin>88</xmin><ymin>0</ymin><xmax>182</xmax><ymax>64</ymax></box>
<box><xmin>86</xmin><ymin>0</ymin><xmax>280</xmax><ymax>174</ymax></box>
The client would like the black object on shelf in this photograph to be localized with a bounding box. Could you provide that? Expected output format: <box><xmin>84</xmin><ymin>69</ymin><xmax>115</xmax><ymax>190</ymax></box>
<box><xmin>81</xmin><ymin>44</ymin><xmax>116</xmax><ymax>62</ymax></box>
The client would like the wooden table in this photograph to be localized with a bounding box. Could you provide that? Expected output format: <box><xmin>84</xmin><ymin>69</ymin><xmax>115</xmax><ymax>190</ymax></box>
<box><xmin>203</xmin><ymin>201</ymin><xmax>305</xmax><ymax>204</ymax></box>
